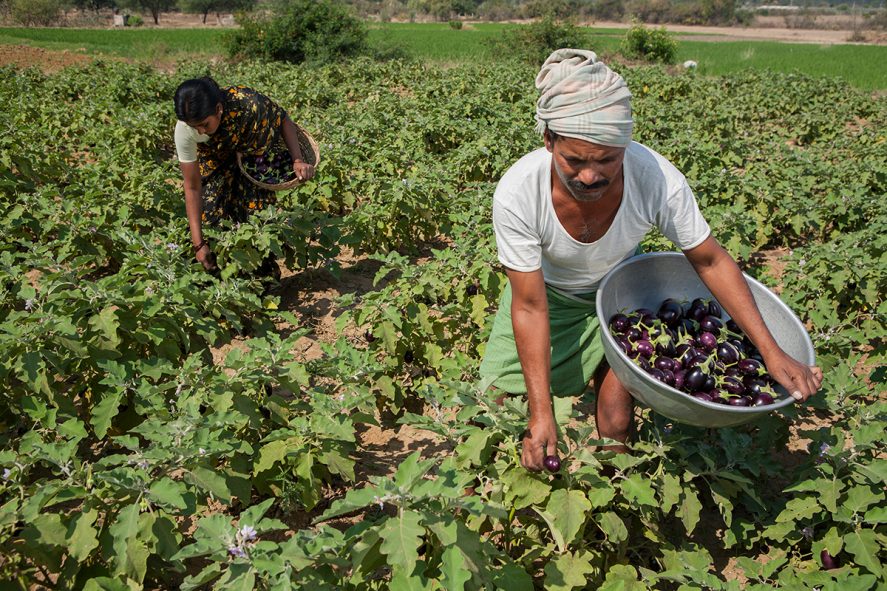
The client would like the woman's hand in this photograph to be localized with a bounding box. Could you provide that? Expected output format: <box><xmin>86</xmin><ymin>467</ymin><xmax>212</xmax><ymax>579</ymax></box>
<box><xmin>195</xmin><ymin>243</ymin><xmax>218</xmax><ymax>272</ymax></box>
<box><xmin>293</xmin><ymin>159</ymin><xmax>315</xmax><ymax>182</ymax></box>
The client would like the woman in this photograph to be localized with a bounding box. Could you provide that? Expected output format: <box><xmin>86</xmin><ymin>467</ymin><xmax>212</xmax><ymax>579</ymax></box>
<box><xmin>173</xmin><ymin>77</ymin><xmax>316</xmax><ymax>271</ymax></box>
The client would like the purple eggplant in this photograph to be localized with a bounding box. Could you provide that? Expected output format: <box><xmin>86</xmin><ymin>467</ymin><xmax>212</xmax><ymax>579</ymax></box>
<box><xmin>635</xmin><ymin>340</ymin><xmax>654</xmax><ymax>359</ymax></box>
<box><xmin>752</xmin><ymin>393</ymin><xmax>774</xmax><ymax>406</ymax></box>
<box><xmin>737</xmin><ymin>358</ymin><xmax>764</xmax><ymax>376</ymax></box>
<box><xmin>654</xmin><ymin>357</ymin><xmax>677</xmax><ymax>372</ymax></box>
<box><xmin>698</xmin><ymin>331</ymin><xmax>718</xmax><ymax>352</ymax></box>
<box><xmin>610</xmin><ymin>313</ymin><xmax>631</xmax><ymax>334</ymax></box>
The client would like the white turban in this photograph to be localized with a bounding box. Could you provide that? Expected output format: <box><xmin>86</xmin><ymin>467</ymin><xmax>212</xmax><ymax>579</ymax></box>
<box><xmin>534</xmin><ymin>48</ymin><xmax>634</xmax><ymax>148</ymax></box>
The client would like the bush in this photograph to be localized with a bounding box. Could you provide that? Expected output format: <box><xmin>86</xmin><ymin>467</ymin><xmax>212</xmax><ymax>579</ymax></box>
<box><xmin>620</xmin><ymin>20</ymin><xmax>677</xmax><ymax>64</ymax></box>
<box><xmin>225</xmin><ymin>0</ymin><xmax>368</xmax><ymax>64</ymax></box>
<box><xmin>490</xmin><ymin>16</ymin><xmax>589</xmax><ymax>66</ymax></box>
<box><xmin>9</xmin><ymin>0</ymin><xmax>63</xmax><ymax>25</ymax></box>
<box><xmin>126</xmin><ymin>14</ymin><xmax>145</xmax><ymax>26</ymax></box>
<box><xmin>448</xmin><ymin>19</ymin><xmax>462</xmax><ymax>29</ymax></box>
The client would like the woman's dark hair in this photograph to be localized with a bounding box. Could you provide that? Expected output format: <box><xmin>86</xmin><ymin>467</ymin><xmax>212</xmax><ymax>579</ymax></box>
<box><xmin>174</xmin><ymin>77</ymin><xmax>225</xmax><ymax>123</ymax></box>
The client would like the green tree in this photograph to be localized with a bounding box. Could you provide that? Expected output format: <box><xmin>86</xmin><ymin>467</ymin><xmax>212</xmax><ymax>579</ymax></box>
<box><xmin>70</xmin><ymin>0</ymin><xmax>118</xmax><ymax>13</ymax></box>
<box><xmin>620</xmin><ymin>19</ymin><xmax>678</xmax><ymax>63</ymax></box>
<box><xmin>179</xmin><ymin>0</ymin><xmax>255</xmax><ymax>23</ymax></box>
<box><xmin>489</xmin><ymin>16</ymin><xmax>589</xmax><ymax>65</ymax></box>
<box><xmin>120</xmin><ymin>0</ymin><xmax>177</xmax><ymax>23</ymax></box>
<box><xmin>225</xmin><ymin>0</ymin><xmax>368</xmax><ymax>64</ymax></box>
<box><xmin>9</xmin><ymin>0</ymin><xmax>65</xmax><ymax>25</ymax></box>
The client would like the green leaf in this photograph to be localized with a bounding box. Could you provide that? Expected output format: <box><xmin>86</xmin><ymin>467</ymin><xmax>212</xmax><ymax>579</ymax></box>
<box><xmin>621</xmin><ymin>474</ymin><xmax>657</xmax><ymax>507</ymax></box>
<box><xmin>239</xmin><ymin>498</ymin><xmax>275</xmax><ymax>530</ymax></box>
<box><xmin>253</xmin><ymin>439</ymin><xmax>291</xmax><ymax>475</ymax></box>
<box><xmin>148</xmin><ymin>478</ymin><xmax>188</xmax><ymax>510</ymax></box>
<box><xmin>821</xmin><ymin>526</ymin><xmax>843</xmax><ymax>556</ymax></box>
<box><xmin>543</xmin><ymin>551</ymin><xmax>596</xmax><ymax>591</ymax></box>
<box><xmin>843</xmin><ymin>529</ymin><xmax>882</xmax><ymax>575</ymax></box>
<box><xmin>320</xmin><ymin>449</ymin><xmax>355</xmax><ymax>480</ymax></box>
<box><xmin>57</xmin><ymin>418</ymin><xmax>88</xmax><ymax>440</ymax></box>
<box><xmin>32</xmin><ymin>512</ymin><xmax>67</xmax><ymax>547</ymax></box>
<box><xmin>502</xmin><ymin>468</ymin><xmax>551</xmax><ymax>510</ymax></box>
<box><xmin>855</xmin><ymin>459</ymin><xmax>887</xmax><ymax>485</ymax></box>
<box><xmin>67</xmin><ymin>508</ymin><xmax>99</xmax><ymax>562</ymax></box>
<box><xmin>544</xmin><ymin>489</ymin><xmax>591</xmax><ymax>548</ymax></box>
<box><xmin>378</xmin><ymin>320</ymin><xmax>398</xmax><ymax>354</ymax></box>
<box><xmin>90</xmin><ymin>391</ymin><xmax>122</xmax><ymax>439</ymax></box>
<box><xmin>597</xmin><ymin>511</ymin><xmax>627</xmax><ymax>543</ymax></box>
<box><xmin>776</xmin><ymin>496</ymin><xmax>820</xmax><ymax>523</ymax></box>
<box><xmin>393</xmin><ymin>451</ymin><xmax>436</xmax><ymax>489</ymax></box>
<box><xmin>317</xmin><ymin>485</ymin><xmax>383</xmax><ymax>521</ymax></box>
<box><xmin>187</xmin><ymin>467</ymin><xmax>233</xmax><ymax>502</ymax></box>
<box><xmin>295</xmin><ymin>452</ymin><xmax>320</xmax><ymax>510</ymax></box>
<box><xmin>599</xmin><ymin>565</ymin><xmax>649</xmax><ymax>590</ymax></box>
<box><xmin>585</xmin><ymin>481</ymin><xmax>616</xmax><ymax>508</ymax></box>
<box><xmin>844</xmin><ymin>485</ymin><xmax>880</xmax><ymax>514</ymax></box>
<box><xmin>660</xmin><ymin>473</ymin><xmax>681</xmax><ymax>513</ymax></box>
<box><xmin>552</xmin><ymin>396</ymin><xmax>574</xmax><ymax>425</ymax></box>
<box><xmin>109</xmin><ymin>503</ymin><xmax>139</xmax><ymax>577</ymax></box>
<box><xmin>491</xmin><ymin>563</ymin><xmax>534</xmax><ymax>591</ymax></box>
<box><xmin>379</xmin><ymin>509</ymin><xmax>424</xmax><ymax>576</ymax></box>
<box><xmin>864</xmin><ymin>505</ymin><xmax>887</xmax><ymax>524</ymax></box>
<box><xmin>470</xmin><ymin>294</ymin><xmax>488</xmax><ymax>328</ymax></box>
<box><xmin>679</xmin><ymin>489</ymin><xmax>702</xmax><ymax>535</ymax></box>
<box><xmin>818</xmin><ymin>478</ymin><xmax>842</xmax><ymax>514</ymax></box>
<box><xmin>455</xmin><ymin>429</ymin><xmax>492</xmax><ymax>468</ymax></box>
<box><xmin>180</xmin><ymin>563</ymin><xmax>224</xmax><ymax>591</ymax></box>
<box><xmin>83</xmin><ymin>577</ymin><xmax>131</xmax><ymax>591</ymax></box>
<box><xmin>90</xmin><ymin>306</ymin><xmax>121</xmax><ymax>350</ymax></box>
<box><xmin>534</xmin><ymin>509</ymin><xmax>566</xmax><ymax>554</ymax></box>
<box><xmin>440</xmin><ymin>546</ymin><xmax>471</xmax><ymax>591</ymax></box>
<box><xmin>389</xmin><ymin>569</ymin><xmax>431</xmax><ymax>591</ymax></box>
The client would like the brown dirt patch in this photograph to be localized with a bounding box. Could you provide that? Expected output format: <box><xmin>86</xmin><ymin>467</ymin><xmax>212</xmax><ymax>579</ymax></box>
<box><xmin>586</xmin><ymin>17</ymin><xmax>886</xmax><ymax>45</ymax></box>
<box><xmin>0</xmin><ymin>44</ymin><xmax>95</xmax><ymax>72</ymax></box>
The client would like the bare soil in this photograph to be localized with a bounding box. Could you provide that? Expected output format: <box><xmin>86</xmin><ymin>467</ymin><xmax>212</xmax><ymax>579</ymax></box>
<box><xmin>0</xmin><ymin>44</ymin><xmax>93</xmax><ymax>72</ymax></box>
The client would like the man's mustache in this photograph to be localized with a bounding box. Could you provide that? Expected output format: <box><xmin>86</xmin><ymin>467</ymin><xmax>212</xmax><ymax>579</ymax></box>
<box><xmin>569</xmin><ymin>179</ymin><xmax>609</xmax><ymax>192</ymax></box>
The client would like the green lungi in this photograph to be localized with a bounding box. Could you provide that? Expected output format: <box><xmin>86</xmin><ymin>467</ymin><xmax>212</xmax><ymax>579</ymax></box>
<box><xmin>478</xmin><ymin>282</ymin><xmax>605</xmax><ymax>397</ymax></box>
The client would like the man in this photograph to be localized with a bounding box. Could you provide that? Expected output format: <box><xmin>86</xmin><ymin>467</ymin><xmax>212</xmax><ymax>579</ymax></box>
<box><xmin>478</xmin><ymin>49</ymin><xmax>823</xmax><ymax>471</ymax></box>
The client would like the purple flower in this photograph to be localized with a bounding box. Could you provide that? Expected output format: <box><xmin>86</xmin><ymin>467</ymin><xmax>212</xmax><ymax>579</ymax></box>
<box><xmin>801</xmin><ymin>526</ymin><xmax>814</xmax><ymax>540</ymax></box>
<box><xmin>238</xmin><ymin>525</ymin><xmax>258</xmax><ymax>542</ymax></box>
<box><xmin>228</xmin><ymin>545</ymin><xmax>247</xmax><ymax>559</ymax></box>
<box><xmin>166</xmin><ymin>242</ymin><xmax>179</xmax><ymax>252</ymax></box>
<box><xmin>24</xmin><ymin>299</ymin><xmax>34</xmax><ymax>311</ymax></box>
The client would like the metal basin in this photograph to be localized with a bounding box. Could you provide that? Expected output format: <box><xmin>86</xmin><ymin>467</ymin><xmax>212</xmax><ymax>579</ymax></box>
<box><xmin>595</xmin><ymin>252</ymin><xmax>816</xmax><ymax>428</ymax></box>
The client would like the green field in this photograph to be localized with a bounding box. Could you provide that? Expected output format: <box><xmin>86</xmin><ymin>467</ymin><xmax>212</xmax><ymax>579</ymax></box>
<box><xmin>0</xmin><ymin>26</ymin><xmax>224</xmax><ymax>59</ymax></box>
<box><xmin>1</xmin><ymin>23</ymin><xmax>886</xmax><ymax>89</ymax></box>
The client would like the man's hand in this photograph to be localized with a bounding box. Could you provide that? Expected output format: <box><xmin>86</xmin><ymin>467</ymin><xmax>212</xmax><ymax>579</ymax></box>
<box><xmin>521</xmin><ymin>413</ymin><xmax>559</xmax><ymax>472</ymax></box>
<box><xmin>763</xmin><ymin>350</ymin><xmax>823</xmax><ymax>402</ymax></box>
<box><xmin>195</xmin><ymin>243</ymin><xmax>218</xmax><ymax>272</ymax></box>
<box><xmin>292</xmin><ymin>160</ymin><xmax>315</xmax><ymax>182</ymax></box>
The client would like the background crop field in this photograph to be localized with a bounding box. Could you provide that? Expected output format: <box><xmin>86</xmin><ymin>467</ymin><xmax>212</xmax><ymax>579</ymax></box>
<box><xmin>2</xmin><ymin>23</ymin><xmax>887</xmax><ymax>89</ymax></box>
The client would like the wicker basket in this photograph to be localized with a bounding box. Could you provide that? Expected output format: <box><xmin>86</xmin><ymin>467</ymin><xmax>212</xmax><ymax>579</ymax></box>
<box><xmin>237</xmin><ymin>125</ymin><xmax>320</xmax><ymax>191</ymax></box>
